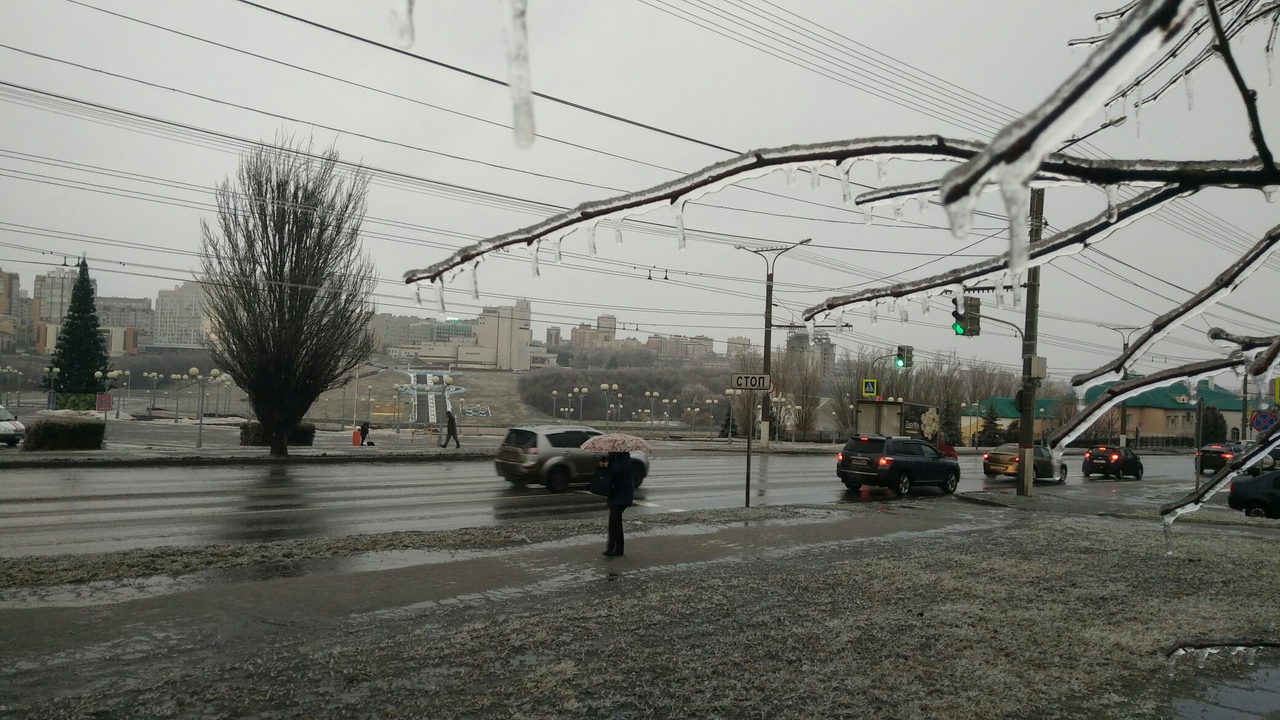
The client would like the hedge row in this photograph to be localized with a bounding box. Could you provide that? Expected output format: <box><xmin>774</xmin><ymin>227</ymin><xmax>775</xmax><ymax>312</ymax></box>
<box><xmin>22</xmin><ymin>416</ymin><xmax>106</xmax><ymax>451</ymax></box>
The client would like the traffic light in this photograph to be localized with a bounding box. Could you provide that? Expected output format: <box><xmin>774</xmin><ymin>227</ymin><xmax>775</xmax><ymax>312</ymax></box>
<box><xmin>894</xmin><ymin>345</ymin><xmax>913</xmax><ymax>368</ymax></box>
<box><xmin>951</xmin><ymin>296</ymin><xmax>982</xmax><ymax>336</ymax></box>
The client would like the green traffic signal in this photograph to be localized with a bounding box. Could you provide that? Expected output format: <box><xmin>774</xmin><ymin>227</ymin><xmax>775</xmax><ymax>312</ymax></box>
<box><xmin>894</xmin><ymin>356</ymin><xmax>905</xmax><ymax>368</ymax></box>
<box><xmin>952</xmin><ymin>321</ymin><xmax>965</xmax><ymax>335</ymax></box>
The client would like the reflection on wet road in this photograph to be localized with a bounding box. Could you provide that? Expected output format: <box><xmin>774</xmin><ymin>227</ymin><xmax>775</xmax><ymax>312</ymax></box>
<box><xmin>0</xmin><ymin>454</ymin><xmax>1208</xmax><ymax>556</ymax></box>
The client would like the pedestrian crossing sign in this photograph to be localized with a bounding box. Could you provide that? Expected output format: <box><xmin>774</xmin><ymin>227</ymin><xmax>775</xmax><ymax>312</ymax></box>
<box><xmin>862</xmin><ymin>378</ymin><xmax>877</xmax><ymax>397</ymax></box>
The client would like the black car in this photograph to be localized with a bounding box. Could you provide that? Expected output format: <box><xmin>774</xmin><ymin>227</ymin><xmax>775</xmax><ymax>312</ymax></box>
<box><xmin>1196</xmin><ymin>443</ymin><xmax>1243</xmax><ymax>475</ymax></box>
<box><xmin>1242</xmin><ymin>444</ymin><xmax>1280</xmax><ymax>477</ymax></box>
<box><xmin>1081</xmin><ymin>445</ymin><xmax>1144</xmax><ymax>480</ymax></box>
<box><xmin>836</xmin><ymin>435</ymin><xmax>960</xmax><ymax>496</ymax></box>
<box><xmin>1227</xmin><ymin>470</ymin><xmax>1280</xmax><ymax>519</ymax></box>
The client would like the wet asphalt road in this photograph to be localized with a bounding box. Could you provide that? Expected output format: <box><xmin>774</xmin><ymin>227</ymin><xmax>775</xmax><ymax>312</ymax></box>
<box><xmin>0</xmin><ymin>454</ymin><xmax>1216</xmax><ymax>556</ymax></box>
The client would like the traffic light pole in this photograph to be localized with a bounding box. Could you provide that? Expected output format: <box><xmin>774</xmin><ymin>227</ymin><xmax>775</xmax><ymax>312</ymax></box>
<box><xmin>1017</xmin><ymin>189</ymin><xmax>1044</xmax><ymax>498</ymax></box>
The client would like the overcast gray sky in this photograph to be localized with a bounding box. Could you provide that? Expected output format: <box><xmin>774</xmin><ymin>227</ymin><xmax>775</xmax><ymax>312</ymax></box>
<box><xmin>2</xmin><ymin>0</ymin><xmax>1277</xmax><ymax>385</ymax></box>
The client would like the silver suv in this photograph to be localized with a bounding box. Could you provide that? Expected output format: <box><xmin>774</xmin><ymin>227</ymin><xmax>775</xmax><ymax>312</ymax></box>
<box><xmin>495</xmin><ymin>424</ymin><xmax>650</xmax><ymax>493</ymax></box>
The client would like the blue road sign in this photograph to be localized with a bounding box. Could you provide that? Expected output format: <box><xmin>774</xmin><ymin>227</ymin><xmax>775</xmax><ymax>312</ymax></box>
<box><xmin>861</xmin><ymin>378</ymin><xmax>877</xmax><ymax>397</ymax></box>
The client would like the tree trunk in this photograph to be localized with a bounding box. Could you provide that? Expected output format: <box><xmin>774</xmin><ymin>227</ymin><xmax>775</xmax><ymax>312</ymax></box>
<box><xmin>269</xmin><ymin>418</ymin><xmax>289</xmax><ymax>458</ymax></box>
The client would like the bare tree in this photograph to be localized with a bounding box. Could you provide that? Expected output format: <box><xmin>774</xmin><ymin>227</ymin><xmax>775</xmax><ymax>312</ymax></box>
<box><xmin>201</xmin><ymin>138</ymin><xmax>376</xmax><ymax>457</ymax></box>
<box><xmin>792</xmin><ymin>353</ymin><xmax>823</xmax><ymax>435</ymax></box>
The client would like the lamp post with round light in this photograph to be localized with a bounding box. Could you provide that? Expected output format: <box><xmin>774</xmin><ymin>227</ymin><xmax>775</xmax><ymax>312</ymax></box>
<box><xmin>575</xmin><ymin>387</ymin><xmax>587</xmax><ymax>422</ymax></box>
<box><xmin>188</xmin><ymin>367</ymin><xmax>221</xmax><ymax>448</ymax></box>
<box><xmin>170</xmin><ymin>374</ymin><xmax>184</xmax><ymax>422</ymax></box>
<box><xmin>143</xmin><ymin>372</ymin><xmax>160</xmax><ymax>413</ymax></box>
<box><xmin>551</xmin><ymin>389</ymin><xmax>559</xmax><ymax>422</ymax></box>
<box><xmin>645</xmin><ymin>391</ymin><xmax>661</xmax><ymax>427</ymax></box>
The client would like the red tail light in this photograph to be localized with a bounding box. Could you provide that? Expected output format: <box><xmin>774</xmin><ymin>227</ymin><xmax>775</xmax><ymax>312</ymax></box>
<box><xmin>1085</xmin><ymin>451</ymin><xmax>1092</xmax><ymax>460</ymax></box>
<box><xmin>982</xmin><ymin>453</ymin><xmax>989</xmax><ymax>460</ymax></box>
<box><xmin>1013</xmin><ymin>456</ymin><xmax>1020</xmax><ymax>462</ymax></box>
<box><xmin>878</xmin><ymin>457</ymin><xmax>893</xmax><ymax>466</ymax></box>
<box><xmin>1223</xmin><ymin>453</ymin><xmax>1234</xmax><ymax>459</ymax></box>
<box><xmin>1110</xmin><ymin>453</ymin><xmax>1119</xmax><ymax>462</ymax></box>
<box><xmin>837</xmin><ymin>452</ymin><xmax>844</xmax><ymax>462</ymax></box>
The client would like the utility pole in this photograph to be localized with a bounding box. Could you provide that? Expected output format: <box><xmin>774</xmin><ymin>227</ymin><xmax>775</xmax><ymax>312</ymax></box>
<box><xmin>734</xmin><ymin>238</ymin><xmax>811</xmax><ymax>449</ymax></box>
<box><xmin>1016</xmin><ymin>189</ymin><xmax>1045</xmax><ymax>497</ymax></box>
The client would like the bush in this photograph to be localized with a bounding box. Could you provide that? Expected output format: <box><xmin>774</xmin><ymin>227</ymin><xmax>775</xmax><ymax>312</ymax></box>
<box><xmin>22</xmin><ymin>414</ymin><xmax>106</xmax><ymax>451</ymax></box>
<box><xmin>55</xmin><ymin>393</ymin><xmax>95</xmax><ymax>411</ymax></box>
<box><xmin>239</xmin><ymin>422</ymin><xmax>316</xmax><ymax>446</ymax></box>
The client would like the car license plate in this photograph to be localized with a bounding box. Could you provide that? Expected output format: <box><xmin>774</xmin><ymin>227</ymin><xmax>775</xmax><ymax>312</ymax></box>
<box><xmin>850</xmin><ymin>457</ymin><xmax>869</xmax><ymax>465</ymax></box>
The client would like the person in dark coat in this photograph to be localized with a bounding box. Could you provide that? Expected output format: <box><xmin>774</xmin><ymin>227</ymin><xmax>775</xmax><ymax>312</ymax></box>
<box><xmin>604</xmin><ymin>451</ymin><xmax>633</xmax><ymax>557</ymax></box>
<box><xmin>358</xmin><ymin>421</ymin><xmax>370</xmax><ymax>446</ymax></box>
<box><xmin>444</xmin><ymin>411</ymin><xmax>460</xmax><ymax>448</ymax></box>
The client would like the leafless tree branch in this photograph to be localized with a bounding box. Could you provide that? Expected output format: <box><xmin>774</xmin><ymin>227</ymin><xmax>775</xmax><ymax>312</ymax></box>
<box><xmin>1206</xmin><ymin>0</ymin><xmax>1278</xmax><ymax>172</ymax></box>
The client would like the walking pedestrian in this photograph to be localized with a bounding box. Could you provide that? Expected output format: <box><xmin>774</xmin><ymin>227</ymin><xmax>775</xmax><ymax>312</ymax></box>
<box><xmin>358</xmin><ymin>421</ymin><xmax>370</xmax><ymax>446</ymax></box>
<box><xmin>604</xmin><ymin>451</ymin><xmax>633</xmax><ymax>557</ymax></box>
<box><xmin>444</xmin><ymin>410</ymin><xmax>460</xmax><ymax>448</ymax></box>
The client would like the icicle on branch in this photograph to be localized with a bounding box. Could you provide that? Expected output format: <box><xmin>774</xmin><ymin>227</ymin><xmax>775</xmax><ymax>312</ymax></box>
<box><xmin>800</xmin><ymin>184</ymin><xmax>1189</xmax><ymax>320</ymax></box>
<box><xmin>1070</xmin><ymin>222</ymin><xmax>1280</xmax><ymax>389</ymax></box>
<box><xmin>939</xmin><ymin>0</ymin><xmax>1200</xmax><ymax>269</ymax></box>
<box><xmin>403</xmin><ymin>136</ymin><xmax>994</xmax><ymax>284</ymax></box>
<box><xmin>501</xmin><ymin>0</ymin><xmax>535</xmax><ymax>148</ymax></box>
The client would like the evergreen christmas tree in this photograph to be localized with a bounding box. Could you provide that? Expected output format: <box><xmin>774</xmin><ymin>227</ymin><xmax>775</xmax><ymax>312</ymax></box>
<box><xmin>43</xmin><ymin>258</ymin><xmax>109</xmax><ymax>394</ymax></box>
<box><xmin>976</xmin><ymin>402</ymin><xmax>1004</xmax><ymax>447</ymax></box>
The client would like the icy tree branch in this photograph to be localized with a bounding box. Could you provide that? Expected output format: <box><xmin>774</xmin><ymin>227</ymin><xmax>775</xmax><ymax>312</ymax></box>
<box><xmin>1208</xmin><ymin>327</ymin><xmax>1280</xmax><ymax>351</ymax></box>
<box><xmin>403</xmin><ymin>136</ymin><xmax>993</xmax><ymax>284</ymax></box>
<box><xmin>938</xmin><ymin>0</ymin><xmax>1201</xmax><ymax>242</ymax></box>
<box><xmin>1160</xmin><ymin>424</ymin><xmax>1280</xmax><ymax>521</ymax></box>
<box><xmin>1069</xmin><ymin>222</ymin><xmax>1280</xmax><ymax>388</ymax></box>
<box><xmin>1249</xmin><ymin>335</ymin><xmax>1280</xmax><ymax>375</ymax></box>
<box><xmin>1206</xmin><ymin>0</ymin><xmax>1278</xmax><ymax>172</ymax></box>
<box><xmin>800</xmin><ymin>185</ymin><xmax>1190</xmax><ymax>320</ymax></box>
<box><xmin>1048</xmin><ymin>356</ymin><xmax>1245</xmax><ymax>451</ymax></box>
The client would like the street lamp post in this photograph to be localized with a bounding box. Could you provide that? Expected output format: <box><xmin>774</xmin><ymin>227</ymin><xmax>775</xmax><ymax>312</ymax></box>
<box><xmin>576</xmin><ymin>387</ymin><xmax>588</xmax><ymax>422</ymax></box>
<box><xmin>1098</xmin><ymin>325</ymin><xmax>1142</xmax><ymax>447</ymax></box>
<box><xmin>551</xmin><ymin>389</ymin><xmax>559</xmax><ymax>422</ymax></box>
<box><xmin>42</xmin><ymin>366</ymin><xmax>61</xmax><ymax>408</ymax></box>
<box><xmin>143</xmin><ymin>372</ymin><xmax>159</xmax><ymax>413</ymax></box>
<box><xmin>170</xmin><ymin>374</ymin><xmax>184</xmax><ymax>422</ymax></box>
<box><xmin>734</xmin><ymin>237</ymin><xmax>812</xmax><ymax>448</ymax></box>
<box><xmin>116</xmin><ymin>370</ymin><xmax>130</xmax><ymax>419</ymax></box>
<box><xmin>189</xmin><ymin>367</ymin><xmax>221</xmax><ymax>449</ymax></box>
<box><xmin>366</xmin><ymin>385</ymin><xmax>374</xmax><ymax>423</ymax></box>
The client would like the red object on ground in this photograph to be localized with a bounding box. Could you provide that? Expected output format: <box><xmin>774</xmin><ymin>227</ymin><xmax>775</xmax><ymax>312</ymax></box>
<box><xmin>352</xmin><ymin>429</ymin><xmax>361</xmax><ymax>446</ymax></box>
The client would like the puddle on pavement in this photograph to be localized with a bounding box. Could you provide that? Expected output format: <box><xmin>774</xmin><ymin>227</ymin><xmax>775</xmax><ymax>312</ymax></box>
<box><xmin>1166</xmin><ymin>648</ymin><xmax>1280</xmax><ymax>718</ymax></box>
<box><xmin>0</xmin><ymin>515</ymin><xmax>845</xmax><ymax>608</ymax></box>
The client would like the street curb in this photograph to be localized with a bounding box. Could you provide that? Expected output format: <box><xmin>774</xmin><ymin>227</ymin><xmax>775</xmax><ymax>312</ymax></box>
<box><xmin>0</xmin><ymin>451</ymin><xmax>495</xmax><ymax>470</ymax></box>
<box><xmin>953</xmin><ymin>493</ymin><xmax>1015</xmax><ymax>509</ymax></box>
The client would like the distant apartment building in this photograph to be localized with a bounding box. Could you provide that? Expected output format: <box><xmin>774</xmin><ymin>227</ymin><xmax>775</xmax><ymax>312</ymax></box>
<box><xmin>0</xmin><ymin>269</ymin><xmax>21</xmax><ymax>352</ymax></box>
<box><xmin>370</xmin><ymin>313</ymin><xmax>436</xmax><ymax>353</ymax></box>
<box><xmin>386</xmin><ymin>300</ymin><xmax>556</xmax><ymax>371</ymax></box>
<box><xmin>785</xmin><ymin>329</ymin><xmax>810</xmax><ymax>353</ymax></box>
<box><xmin>683</xmin><ymin>335</ymin><xmax>714</xmax><ymax>359</ymax></box>
<box><xmin>545</xmin><ymin>326</ymin><xmax>562</xmax><ymax>347</ymax></box>
<box><xmin>597</xmin><ymin>314</ymin><xmax>617</xmax><ymax>341</ymax></box>
<box><xmin>150</xmin><ymin>281</ymin><xmax>208</xmax><ymax>351</ymax></box>
<box><xmin>0</xmin><ymin>269</ymin><xmax>19</xmax><ymax>317</ymax></box>
<box><xmin>813</xmin><ymin>331</ymin><xmax>837</xmax><ymax>377</ymax></box>
<box><xmin>36</xmin><ymin>323</ymin><xmax>139</xmax><ymax>357</ymax></box>
<box><xmin>97</xmin><ymin>297</ymin><xmax>153</xmax><ymax>335</ymax></box>
<box><xmin>570</xmin><ymin>323</ymin><xmax>607</xmax><ymax>348</ymax></box>
<box><xmin>726</xmin><ymin>336</ymin><xmax>754</xmax><ymax>357</ymax></box>
<box><xmin>33</xmin><ymin>267</ymin><xmax>96</xmax><ymax>323</ymax></box>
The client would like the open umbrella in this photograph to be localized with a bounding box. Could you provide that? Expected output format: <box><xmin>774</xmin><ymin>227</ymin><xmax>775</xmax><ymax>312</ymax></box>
<box><xmin>581</xmin><ymin>433</ymin><xmax>653</xmax><ymax>453</ymax></box>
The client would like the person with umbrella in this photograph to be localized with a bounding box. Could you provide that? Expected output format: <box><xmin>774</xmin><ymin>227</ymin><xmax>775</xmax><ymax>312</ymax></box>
<box><xmin>603</xmin><ymin>450</ymin><xmax>633</xmax><ymax>557</ymax></box>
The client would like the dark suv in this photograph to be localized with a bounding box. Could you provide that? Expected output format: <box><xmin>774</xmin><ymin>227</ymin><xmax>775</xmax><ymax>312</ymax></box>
<box><xmin>836</xmin><ymin>435</ymin><xmax>960</xmax><ymax>496</ymax></box>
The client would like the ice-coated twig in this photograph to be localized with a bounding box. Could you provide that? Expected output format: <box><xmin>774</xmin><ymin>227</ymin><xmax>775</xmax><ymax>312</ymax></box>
<box><xmin>801</xmin><ymin>184</ymin><xmax>1188</xmax><ymax>320</ymax></box>
<box><xmin>1131</xmin><ymin>2</ymin><xmax>1280</xmax><ymax>111</ymax></box>
<box><xmin>1102</xmin><ymin>0</ymin><xmax>1254</xmax><ymax>108</ymax></box>
<box><xmin>1207</xmin><ymin>0</ymin><xmax>1278</xmax><ymax>172</ymax></box>
<box><xmin>1165</xmin><ymin>640</ymin><xmax>1280</xmax><ymax>656</ymax></box>
<box><xmin>501</xmin><ymin>0</ymin><xmax>536</xmax><ymax>149</ymax></box>
<box><xmin>1249</xmin><ymin>335</ymin><xmax>1280</xmax><ymax>375</ymax></box>
<box><xmin>1069</xmin><ymin>222</ymin><xmax>1280</xmax><ymax>389</ymax></box>
<box><xmin>1208</xmin><ymin>327</ymin><xmax>1280</xmax><ymax>351</ymax></box>
<box><xmin>939</xmin><ymin>0</ymin><xmax>1200</xmax><ymax>244</ymax></box>
<box><xmin>1160</xmin><ymin>424</ymin><xmax>1280</xmax><ymax>521</ymax></box>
